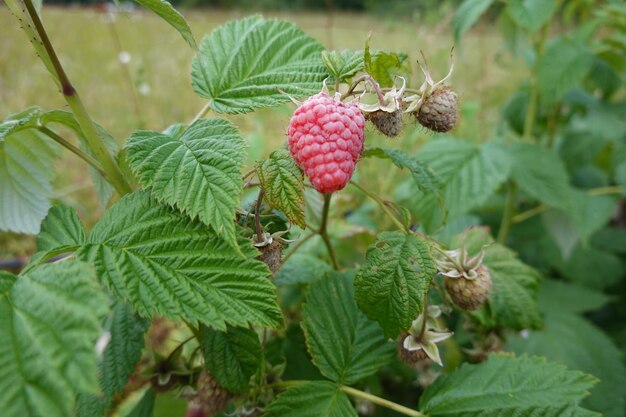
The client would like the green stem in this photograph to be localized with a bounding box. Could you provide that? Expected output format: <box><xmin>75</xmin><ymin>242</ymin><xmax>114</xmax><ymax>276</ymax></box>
<box><xmin>523</xmin><ymin>21</ymin><xmax>551</xmax><ymax>141</ymax></box>
<box><xmin>497</xmin><ymin>182</ymin><xmax>517</xmax><ymax>244</ymax></box>
<box><xmin>340</xmin><ymin>386</ymin><xmax>424</xmax><ymax>417</ymax></box>
<box><xmin>190</xmin><ymin>101</ymin><xmax>212</xmax><ymax>124</ymax></box>
<box><xmin>319</xmin><ymin>193</ymin><xmax>339</xmax><ymax>269</ymax></box>
<box><xmin>350</xmin><ymin>181</ymin><xmax>409</xmax><ymax>233</ymax></box>
<box><xmin>22</xmin><ymin>0</ymin><xmax>131</xmax><ymax>196</ymax></box>
<box><xmin>269</xmin><ymin>381</ymin><xmax>424</xmax><ymax>417</ymax></box>
<box><xmin>38</xmin><ymin>127</ymin><xmax>105</xmax><ymax>176</ymax></box>
<box><xmin>511</xmin><ymin>204</ymin><xmax>547</xmax><ymax>224</ymax></box>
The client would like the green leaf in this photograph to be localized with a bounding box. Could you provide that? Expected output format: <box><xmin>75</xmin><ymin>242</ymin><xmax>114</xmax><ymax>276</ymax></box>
<box><xmin>507</xmin><ymin>0</ymin><xmax>558</xmax><ymax>33</ymax></box>
<box><xmin>364</xmin><ymin>50</ymin><xmax>407</xmax><ymax>88</ymax></box>
<box><xmin>191</xmin><ymin>16</ymin><xmax>327</xmax><ymax>114</ymax></box>
<box><xmin>510</xmin><ymin>142</ymin><xmax>574</xmax><ymax>210</ymax></box>
<box><xmin>125</xmin><ymin>118</ymin><xmax>246</xmax><ymax>248</ymax></box>
<box><xmin>126</xmin><ymin>389</ymin><xmax>155</xmax><ymax>417</ymax></box>
<box><xmin>302</xmin><ymin>271</ymin><xmax>394</xmax><ymax>384</ymax></box>
<box><xmin>507</xmin><ymin>312</ymin><xmax>626</xmax><ymax>417</ymax></box>
<box><xmin>200</xmin><ymin>324</ymin><xmax>262</xmax><ymax>393</ymax></box>
<box><xmin>556</xmin><ymin>244</ymin><xmax>624</xmax><ymax>290</ymax></box>
<box><xmin>264</xmin><ymin>381</ymin><xmax>357</xmax><ymax>417</ymax></box>
<box><xmin>258</xmin><ymin>148</ymin><xmax>306</xmax><ymax>229</ymax></box>
<box><xmin>537</xmin><ymin>280</ymin><xmax>609</xmax><ymax>314</ymax></box>
<box><xmin>100</xmin><ymin>303</ymin><xmax>149</xmax><ymax>400</ymax></box>
<box><xmin>419</xmin><ymin>354</ymin><xmax>598</xmax><ymax>417</ymax></box>
<box><xmin>362</xmin><ymin>147</ymin><xmax>440</xmax><ymax>193</ymax></box>
<box><xmin>404</xmin><ymin>139</ymin><xmax>510</xmax><ymax>231</ymax></box>
<box><xmin>354</xmin><ymin>231</ymin><xmax>437</xmax><ymax>339</ymax></box>
<box><xmin>133</xmin><ymin>0</ymin><xmax>195</xmax><ymax>48</ymax></box>
<box><xmin>454</xmin><ymin>227</ymin><xmax>542</xmax><ymax>330</ymax></box>
<box><xmin>0</xmin><ymin>261</ymin><xmax>107</xmax><ymax>417</ymax></box>
<box><xmin>321</xmin><ymin>50</ymin><xmax>364</xmax><ymax>82</ymax></box>
<box><xmin>537</xmin><ymin>38</ymin><xmax>594</xmax><ymax>106</ymax></box>
<box><xmin>0</xmin><ymin>126</ymin><xmax>59</xmax><ymax>234</ymax></box>
<box><xmin>77</xmin><ymin>191</ymin><xmax>282</xmax><ymax>330</ymax></box>
<box><xmin>36</xmin><ymin>205</ymin><xmax>85</xmax><ymax>253</ymax></box>
<box><xmin>453</xmin><ymin>0</ymin><xmax>496</xmax><ymax>42</ymax></box>
<box><xmin>0</xmin><ymin>106</ymin><xmax>42</xmax><ymax>142</ymax></box>
<box><xmin>274</xmin><ymin>253</ymin><xmax>333</xmax><ymax>286</ymax></box>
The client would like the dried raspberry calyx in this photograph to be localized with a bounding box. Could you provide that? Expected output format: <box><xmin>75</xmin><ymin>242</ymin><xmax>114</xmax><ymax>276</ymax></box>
<box><xmin>287</xmin><ymin>84</ymin><xmax>365</xmax><ymax>194</ymax></box>
<box><xmin>399</xmin><ymin>305</ymin><xmax>453</xmax><ymax>366</ymax></box>
<box><xmin>359</xmin><ymin>77</ymin><xmax>406</xmax><ymax>137</ymax></box>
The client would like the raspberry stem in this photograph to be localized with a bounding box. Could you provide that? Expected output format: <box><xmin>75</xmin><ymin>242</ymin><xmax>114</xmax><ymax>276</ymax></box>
<box><xmin>319</xmin><ymin>193</ymin><xmax>340</xmax><ymax>269</ymax></box>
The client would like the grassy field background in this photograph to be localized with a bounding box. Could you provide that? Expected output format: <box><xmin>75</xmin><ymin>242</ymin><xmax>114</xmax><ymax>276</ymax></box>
<box><xmin>0</xmin><ymin>6</ymin><xmax>525</xmax><ymax>257</ymax></box>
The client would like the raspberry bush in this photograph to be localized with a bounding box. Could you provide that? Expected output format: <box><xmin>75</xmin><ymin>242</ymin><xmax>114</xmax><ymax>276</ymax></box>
<box><xmin>1</xmin><ymin>1</ymin><xmax>625</xmax><ymax>417</ymax></box>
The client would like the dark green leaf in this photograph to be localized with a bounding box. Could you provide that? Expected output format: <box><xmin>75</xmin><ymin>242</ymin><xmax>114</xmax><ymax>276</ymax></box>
<box><xmin>191</xmin><ymin>16</ymin><xmax>327</xmax><ymax>114</ymax></box>
<box><xmin>258</xmin><ymin>148</ymin><xmax>306</xmax><ymax>229</ymax></box>
<box><xmin>354</xmin><ymin>231</ymin><xmax>436</xmax><ymax>339</ymax></box>
<box><xmin>125</xmin><ymin>118</ymin><xmax>246</xmax><ymax>248</ymax></box>
<box><xmin>507</xmin><ymin>0</ymin><xmax>558</xmax><ymax>32</ymax></box>
<box><xmin>302</xmin><ymin>271</ymin><xmax>394</xmax><ymax>384</ymax></box>
<box><xmin>420</xmin><ymin>354</ymin><xmax>598</xmax><ymax>417</ymax></box>
<box><xmin>77</xmin><ymin>191</ymin><xmax>283</xmax><ymax>330</ymax></box>
<box><xmin>36</xmin><ymin>205</ymin><xmax>85</xmax><ymax>253</ymax></box>
<box><xmin>264</xmin><ymin>381</ymin><xmax>357</xmax><ymax>417</ymax></box>
<box><xmin>126</xmin><ymin>389</ymin><xmax>155</xmax><ymax>417</ymax></box>
<box><xmin>200</xmin><ymin>325</ymin><xmax>262</xmax><ymax>393</ymax></box>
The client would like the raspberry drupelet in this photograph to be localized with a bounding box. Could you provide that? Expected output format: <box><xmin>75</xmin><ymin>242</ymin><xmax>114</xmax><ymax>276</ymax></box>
<box><xmin>287</xmin><ymin>92</ymin><xmax>365</xmax><ymax>194</ymax></box>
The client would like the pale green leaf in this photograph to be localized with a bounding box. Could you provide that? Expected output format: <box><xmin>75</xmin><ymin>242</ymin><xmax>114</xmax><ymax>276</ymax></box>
<box><xmin>0</xmin><ymin>126</ymin><xmax>59</xmax><ymax>234</ymax></box>
<box><xmin>125</xmin><ymin>118</ymin><xmax>246</xmax><ymax>247</ymax></box>
<box><xmin>321</xmin><ymin>50</ymin><xmax>364</xmax><ymax>82</ymax></box>
<box><xmin>420</xmin><ymin>354</ymin><xmax>598</xmax><ymax>417</ymax></box>
<box><xmin>537</xmin><ymin>38</ymin><xmax>594</xmax><ymax>106</ymax></box>
<box><xmin>264</xmin><ymin>381</ymin><xmax>357</xmax><ymax>417</ymax></box>
<box><xmin>36</xmin><ymin>205</ymin><xmax>85</xmax><ymax>253</ymax></box>
<box><xmin>133</xmin><ymin>0</ymin><xmax>196</xmax><ymax>48</ymax></box>
<box><xmin>557</xmin><ymin>244</ymin><xmax>624</xmax><ymax>290</ymax></box>
<box><xmin>453</xmin><ymin>0</ymin><xmax>496</xmax><ymax>41</ymax></box>
<box><xmin>274</xmin><ymin>253</ymin><xmax>332</xmax><ymax>286</ymax></box>
<box><xmin>354</xmin><ymin>231</ymin><xmax>437</xmax><ymax>339</ymax></box>
<box><xmin>200</xmin><ymin>325</ymin><xmax>262</xmax><ymax>393</ymax></box>
<box><xmin>508</xmin><ymin>311</ymin><xmax>626</xmax><ymax>417</ymax></box>
<box><xmin>258</xmin><ymin>148</ymin><xmax>305</xmax><ymax>229</ymax></box>
<box><xmin>364</xmin><ymin>49</ymin><xmax>407</xmax><ymax>88</ymax></box>
<box><xmin>77</xmin><ymin>191</ymin><xmax>283</xmax><ymax>330</ymax></box>
<box><xmin>0</xmin><ymin>261</ymin><xmax>107</xmax><ymax>417</ymax></box>
<box><xmin>507</xmin><ymin>0</ymin><xmax>558</xmax><ymax>33</ymax></box>
<box><xmin>403</xmin><ymin>139</ymin><xmax>510</xmax><ymax>231</ymax></box>
<box><xmin>362</xmin><ymin>147</ymin><xmax>440</xmax><ymax>193</ymax></box>
<box><xmin>302</xmin><ymin>271</ymin><xmax>394</xmax><ymax>384</ymax></box>
<box><xmin>510</xmin><ymin>142</ymin><xmax>574</xmax><ymax>210</ymax></box>
<box><xmin>454</xmin><ymin>227</ymin><xmax>542</xmax><ymax>330</ymax></box>
<box><xmin>100</xmin><ymin>303</ymin><xmax>148</xmax><ymax>400</ymax></box>
<box><xmin>0</xmin><ymin>106</ymin><xmax>42</xmax><ymax>142</ymax></box>
<box><xmin>191</xmin><ymin>16</ymin><xmax>327</xmax><ymax>114</ymax></box>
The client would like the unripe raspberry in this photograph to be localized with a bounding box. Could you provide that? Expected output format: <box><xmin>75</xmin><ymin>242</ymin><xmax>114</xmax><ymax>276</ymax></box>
<box><xmin>367</xmin><ymin>109</ymin><xmax>403</xmax><ymax>137</ymax></box>
<box><xmin>258</xmin><ymin>240</ymin><xmax>283</xmax><ymax>274</ymax></box>
<box><xmin>444</xmin><ymin>264</ymin><xmax>492</xmax><ymax>311</ymax></box>
<box><xmin>288</xmin><ymin>92</ymin><xmax>365</xmax><ymax>193</ymax></box>
<box><xmin>416</xmin><ymin>86</ymin><xmax>458</xmax><ymax>133</ymax></box>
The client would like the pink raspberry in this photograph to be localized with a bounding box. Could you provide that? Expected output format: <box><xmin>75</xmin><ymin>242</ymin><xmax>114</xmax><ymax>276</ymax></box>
<box><xmin>287</xmin><ymin>92</ymin><xmax>365</xmax><ymax>193</ymax></box>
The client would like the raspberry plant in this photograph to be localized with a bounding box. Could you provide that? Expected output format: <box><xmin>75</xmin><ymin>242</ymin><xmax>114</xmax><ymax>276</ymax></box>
<box><xmin>1</xmin><ymin>1</ymin><xmax>625</xmax><ymax>417</ymax></box>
